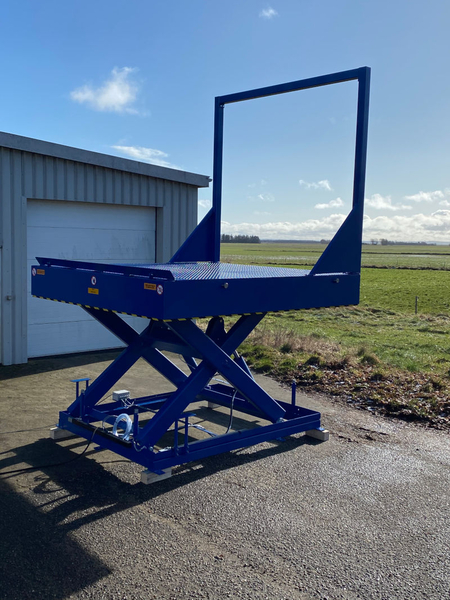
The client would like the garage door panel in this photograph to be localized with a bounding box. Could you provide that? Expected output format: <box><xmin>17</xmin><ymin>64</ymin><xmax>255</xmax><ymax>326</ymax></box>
<box><xmin>28</xmin><ymin>318</ymin><xmax>148</xmax><ymax>357</ymax></box>
<box><xmin>28</xmin><ymin>199</ymin><xmax>156</xmax><ymax>358</ymax></box>
<box><xmin>28</xmin><ymin>296</ymin><xmax>84</xmax><ymax>325</ymax></box>
<box><xmin>27</xmin><ymin>200</ymin><xmax>155</xmax><ymax>230</ymax></box>
<box><xmin>28</xmin><ymin>297</ymin><xmax>149</xmax><ymax>328</ymax></box>
<box><xmin>28</xmin><ymin>321</ymin><xmax>119</xmax><ymax>357</ymax></box>
<box><xmin>28</xmin><ymin>228</ymin><xmax>155</xmax><ymax>262</ymax></box>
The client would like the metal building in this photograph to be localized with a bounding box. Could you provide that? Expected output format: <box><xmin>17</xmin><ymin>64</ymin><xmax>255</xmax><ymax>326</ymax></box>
<box><xmin>0</xmin><ymin>132</ymin><xmax>210</xmax><ymax>365</ymax></box>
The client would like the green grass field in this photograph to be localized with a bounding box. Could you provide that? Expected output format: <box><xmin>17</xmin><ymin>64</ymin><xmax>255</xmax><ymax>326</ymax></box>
<box><xmin>220</xmin><ymin>242</ymin><xmax>450</xmax><ymax>426</ymax></box>
<box><xmin>222</xmin><ymin>242</ymin><xmax>450</xmax><ymax>314</ymax></box>
<box><xmin>221</xmin><ymin>242</ymin><xmax>450</xmax><ymax>270</ymax></box>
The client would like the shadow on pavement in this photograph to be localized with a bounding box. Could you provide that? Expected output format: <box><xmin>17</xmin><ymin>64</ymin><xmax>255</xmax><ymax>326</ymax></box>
<box><xmin>0</xmin><ymin>349</ymin><xmax>121</xmax><ymax>381</ymax></box>
<box><xmin>0</xmin><ymin>475</ymin><xmax>110</xmax><ymax>600</ymax></box>
<box><xmin>1</xmin><ymin>433</ymin><xmax>314</xmax><ymax>537</ymax></box>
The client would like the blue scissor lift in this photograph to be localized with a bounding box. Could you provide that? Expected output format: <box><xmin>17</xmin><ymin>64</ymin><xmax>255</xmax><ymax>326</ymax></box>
<box><xmin>31</xmin><ymin>67</ymin><xmax>370</xmax><ymax>483</ymax></box>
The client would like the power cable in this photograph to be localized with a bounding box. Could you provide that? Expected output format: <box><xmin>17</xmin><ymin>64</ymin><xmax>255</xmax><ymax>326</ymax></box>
<box><xmin>0</xmin><ymin>428</ymin><xmax>97</xmax><ymax>476</ymax></box>
<box><xmin>0</xmin><ymin>425</ymin><xmax>55</xmax><ymax>435</ymax></box>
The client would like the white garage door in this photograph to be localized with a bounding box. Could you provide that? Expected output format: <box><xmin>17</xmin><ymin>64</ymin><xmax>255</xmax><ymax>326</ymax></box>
<box><xmin>27</xmin><ymin>199</ymin><xmax>156</xmax><ymax>358</ymax></box>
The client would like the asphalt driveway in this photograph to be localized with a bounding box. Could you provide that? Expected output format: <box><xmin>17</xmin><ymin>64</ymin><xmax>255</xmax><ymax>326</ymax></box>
<box><xmin>0</xmin><ymin>351</ymin><xmax>449</xmax><ymax>600</ymax></box>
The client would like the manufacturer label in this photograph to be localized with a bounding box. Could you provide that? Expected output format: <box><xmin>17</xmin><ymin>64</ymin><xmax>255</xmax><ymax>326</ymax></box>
<box><xmin>37</xmin><ymin>269</ymin><xmax>45</xmax><ymax>275</ymax></box>
<box><xmin>144</xmin><ymin>283</ymin><xmax>157</xmax><ymax>290</ymax></box>
<box><xmin>88</xmin><ymin>287</ymin><xmax>99</xmax><ymax>295</ymax></box>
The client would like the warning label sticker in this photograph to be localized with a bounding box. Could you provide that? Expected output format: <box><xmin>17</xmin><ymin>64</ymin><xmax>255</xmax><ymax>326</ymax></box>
<box><xmin>37</xmin><ymin>269</ymin><xmax>45</xmax><ymax>275</ymax></box>
<box><xmin>88</xmin><ymin>287</ymin><xmax>99</xmax><ymax>295</ymax></box>
<box><xmin>144</xmin><ymin>283</ymin><xmax>157</xmax><ymax>291</ymax></box>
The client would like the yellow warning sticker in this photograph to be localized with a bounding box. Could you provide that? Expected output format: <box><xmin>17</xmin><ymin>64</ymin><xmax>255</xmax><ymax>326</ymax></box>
<box><xmin>144</xmin><ymin>283</ymin><xmax>157</xmax><ymax>290</ymax></box>
<box><xmin>88</xmin><ymin>287</ymin><xmax>99</xmax><ymax>295</ymax></box>
<box><xmin>37</xmin><ymin>269</ymin><xmax>45</xmax><ymax>275</ymax></box>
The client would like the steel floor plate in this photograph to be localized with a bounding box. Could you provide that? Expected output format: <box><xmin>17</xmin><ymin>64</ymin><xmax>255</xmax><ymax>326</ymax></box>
<box><xmin>127</xmin><ymin>262</ymin><xmax>310</xmax><ymax>281</ymax></box>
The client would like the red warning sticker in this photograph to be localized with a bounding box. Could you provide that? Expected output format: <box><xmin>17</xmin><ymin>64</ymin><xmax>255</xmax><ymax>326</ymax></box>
<box><xmin>156</xmin><ymin>285</ymin><xmax>164</xmax><ymax>295</ymax></box>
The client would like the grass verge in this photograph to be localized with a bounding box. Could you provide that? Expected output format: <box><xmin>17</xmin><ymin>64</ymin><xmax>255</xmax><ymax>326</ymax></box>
<box><xmin>220</xmin><ymin>308</ymin><xmax>450</xmax><ymax>429</ymax></box>
<box><xmin>218</xmin><ymin>243</ymin><xmax>450</xmax><ymax>427</ymax></box>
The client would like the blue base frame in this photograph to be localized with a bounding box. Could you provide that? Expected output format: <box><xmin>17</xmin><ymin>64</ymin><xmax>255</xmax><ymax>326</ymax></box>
<box><xmin>54</xmin><ymin>311</ymin><xmax>323</xmax><ymax>473</ymax></box>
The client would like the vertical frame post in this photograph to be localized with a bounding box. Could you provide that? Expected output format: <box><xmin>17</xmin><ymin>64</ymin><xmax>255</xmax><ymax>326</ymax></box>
<box><xmin>352</xmin><ymin>67</ymin><xmax>371</xmax><ymax>213</ymax></box>
<box><xmin>351</xmin><ymin>67</ymin><xmax>371</xmax><ymax>273</ymax></box>
<box><xmin>212</xmin><ymin>99</ymin><xmax>225</xmax><ymax>262</ymax></box>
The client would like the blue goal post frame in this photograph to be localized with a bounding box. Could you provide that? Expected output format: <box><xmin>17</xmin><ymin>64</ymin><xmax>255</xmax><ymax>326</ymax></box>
<box><xmin>171</xmin><ymin>66</ymin><xmax>371</xmax><ymax>269</ymax></box>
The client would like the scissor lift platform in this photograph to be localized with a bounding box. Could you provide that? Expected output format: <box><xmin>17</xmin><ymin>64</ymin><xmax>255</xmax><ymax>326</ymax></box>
<box><xmin>31</xmin><ymin>67</ymin><xmax>370</xmax><ymax>482</ymax></box>
<box><xmin>32</xmin><ymin>256</ymin><xmax>332</xmax><ymax>475</ymax></box>
<box><xmin>32</xmin><ymin>258</ymin><xmax>358</xmax><ymax>320</ymax></box>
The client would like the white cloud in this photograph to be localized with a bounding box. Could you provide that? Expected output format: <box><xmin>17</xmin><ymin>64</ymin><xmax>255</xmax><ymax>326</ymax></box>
<box><xmin>258</xmin><ymin>193</ymin><xmax>275</xmax><ymax>202</ymax></box>
<box><xmin>221</xmin><ymin>214</ymin><xmax>346</xmax><ymax>240</ymax></box>
<box><xmin>299</xmin><ymin>179</ymin><xmax>333</xmax><ymax>191</ymax></box>
<box><xmin>248</xmin><ymin>193</ymin><xmax>275</xmax><ymax>202</ymax></box>
<box><xmin>112</xmin><ymin>145</ymin><xmax>178</xmax><ymax>168</ymax></box>
<box><xmin>198</xmin><ymin>199</ymin><xmax>211</xmax><ymax>209</ymax></box>
<box><xmin>432</xmin><ymin>209</ymin><xmax>450</xmax><ymax>217</ymax></box>
<box><xmin>439</xmin><ymin>200</ymin><xmax>450</xmax><ymax>207</ymax></box>
<box><xmin>365</xmin><ymin>194</ymin><xmax>411</xmax><ymax>211</ymax></box>
<box><xmin>221</xmin><ymin>210</ymin><xmax>450</xmax><ymax>242</ymax></box>
<box><xmin>404</xmin><ymin>190</ymin><xmax>445</xmax><ymax>203</ymax></box>
<box><xmin>259</xmin><ymin>7</ymin><xmax>278</xmax><ymax>19</ymax></box>
<box><xmin>315</xmin><ymin>197</ymin><xmax>344</xmax><ymax>210</ymax></box>
<box><xmin>248</xmin><ymin>180</ymin><xmax>268</xmax><ymax>188</ymax></box>
<box><xmin>253</xmin><ymin>211</ymin><xmax>272</xmax><ymax>216</ymax></box>
<box><xmin>361</xmin><ymin>211</ymin><xmax>450</xmax><ymax>242</ymax></box>
<box><xmin>70</xmin><ymin>67</ymin><xmax>142</xmax><ymax>114</ymax></box>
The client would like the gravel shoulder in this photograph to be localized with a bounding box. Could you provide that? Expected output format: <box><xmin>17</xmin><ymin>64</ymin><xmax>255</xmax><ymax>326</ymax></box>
<box><xmin>1</xmin><ymin>351</ymin><xmax>449</xmax><ymax>600</ymax></box>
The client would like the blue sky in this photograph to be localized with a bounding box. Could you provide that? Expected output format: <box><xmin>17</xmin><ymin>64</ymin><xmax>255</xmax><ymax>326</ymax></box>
<box><xmin>1</xmin><ymin>0</ymin><xmax>450</xmax><ymax>242</ymax></box>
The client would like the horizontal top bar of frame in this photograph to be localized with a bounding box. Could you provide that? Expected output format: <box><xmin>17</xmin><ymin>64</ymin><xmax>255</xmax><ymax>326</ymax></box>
<box><xmin>216</xmin><ymin>66</ymin><xmax>369</xmax><ymax>106</ymax></box>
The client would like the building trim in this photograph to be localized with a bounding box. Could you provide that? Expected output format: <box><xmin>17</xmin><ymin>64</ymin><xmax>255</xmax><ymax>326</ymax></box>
<box><xmin>0</xmin><ymin>131</ymin><xmax>210</xmax><ymax>188</ymax></box>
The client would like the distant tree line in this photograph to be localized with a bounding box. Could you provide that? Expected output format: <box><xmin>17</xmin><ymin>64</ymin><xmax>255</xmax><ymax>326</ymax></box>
<box><xmin>221</xmin><ymin>234</ymin><xmax>261</xmax><ymax>244</ymax></box>
<box><xmin>370</xmin><ymin>239</ymin><xmax>437</xmax><ymax>246</ymax></box>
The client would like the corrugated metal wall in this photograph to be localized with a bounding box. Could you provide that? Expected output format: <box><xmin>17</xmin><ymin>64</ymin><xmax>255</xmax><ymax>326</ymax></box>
<box><xmin>0</xmin><ymin>143</ymin><xmax>207</xmax><ymax>365</ymax></box>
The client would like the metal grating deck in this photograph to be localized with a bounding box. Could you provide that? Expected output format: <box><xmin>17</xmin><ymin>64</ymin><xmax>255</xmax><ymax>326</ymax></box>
<box><xmin>128</xmin><ymin>262</ymin><xmax>310</xmax><ymax>281</ymax></box>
